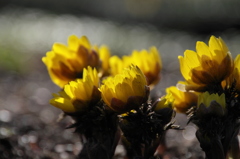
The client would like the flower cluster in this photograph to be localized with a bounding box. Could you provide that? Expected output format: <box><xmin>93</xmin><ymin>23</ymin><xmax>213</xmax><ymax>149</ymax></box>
<box><xmin>43</xmin><ymin>35</ymin><xmax>171</xmax><ymax>158</ymax></box>
<box><xmin>165</xmin><ymin>35</ymin><xmax>239</xmax><ymax>159</ymax></box>
<box><xmin>42</xmin><ymin>35</ymin><xmax>161</xmax><ymax>114</ymax></box>
<box><xmin>43</xmin><ymin>35</ymin><xmax>240</xmax><ymax>159</ymax></box>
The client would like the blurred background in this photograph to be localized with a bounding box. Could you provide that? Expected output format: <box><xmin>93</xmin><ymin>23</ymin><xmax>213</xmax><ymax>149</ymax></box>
<box><xmin>0</xmin><ymin>0</ymin><xmax>240</xmax><ymax>158</ymax></box>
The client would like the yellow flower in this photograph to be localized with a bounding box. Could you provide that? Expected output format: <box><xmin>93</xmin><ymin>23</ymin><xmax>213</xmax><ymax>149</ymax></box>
<box><xmin>123</xmin><ymin>47</ymin><xmax>162</xmax><ymax>85</ymax></box>
<box><xmin>166</xmin><ymin>86</ymin><xmax>198</xmax><ymax>113</ymax></box>
<box><xmin>109</xmin><ymin>47</ymin><xmax>161</xmax><ymax>85</ymax></box>
<box><xmin>225</xmin><ymin>54</ymin><xmax>240</xmax><ymax>91</ymax></box>
<box><xmin>178</xmin><ymin>36</ymin><xmax>233</xmax><ymax>91</ymax></box>
<box><xmin>109</xmin><ymin>55</ymin><xmax>126</xmax><ymax>76</ymax></box>
<box><xmin>42</xmin><ymin>35</ymin><xmax>100</xmax><ymax>88</ymax></box>
<box><xmin>154</xmin><ymin>92</ymin><xmax>174</xmax><ymax>111</ymax></box>
<box><xmin>50</xmin><ymin>66</ymin><xmax>101</xmax><ymax>113</ymax></box>
<box><xmin>99</xmin><ymin>65</ymin><xmax>149</xmax><ymax>113</ymax></box>
<box><xmin>94</xmin><ymin>45</ymin><xmax>111</xmax><ymax>77</ymax></box>
<box><xmin>197</xmin><ymin>92</ymin><xmax>226</xmax><ymax>116</ymax></box>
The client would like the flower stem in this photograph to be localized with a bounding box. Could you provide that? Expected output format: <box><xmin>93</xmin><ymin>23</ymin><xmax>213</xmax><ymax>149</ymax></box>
<box><xmin>196</xmin><ymin>131</ymin><xmax>225</xmax><ymax>159</ymax></box>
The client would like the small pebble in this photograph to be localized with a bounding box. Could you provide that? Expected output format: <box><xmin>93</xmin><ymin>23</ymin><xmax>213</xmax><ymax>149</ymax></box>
<box><xmin>28</xmin><ymin>135</ymin><xmax>37</xmax><ymax>143</ymax></box>
<box><xmin>66</xmin><ymin>144</ymin><xmax>73</xmax><ymax>152</ymax></box>
<box><xmin>73</xmin><ymin>142</ymin><xmax>83</xmax><ymax>155</ymax></box>
<box><xmin>114</xmin><ymin>144</ymin><xmax>126</xmax><ymax>157</ymax></box>
<box><xmin>19</xmin><ymin>135</ymin><xmax>28</xmax><ymax>146</ymax></box>
<box><xmin>182</xmin><ymin>125</ymin><xmax>196</xmax><ymax>141</ymax></box>
<box><xmin>0</xmin><ymin>127</ymin><xmax>11</xmax><ymax>137</ymax></box>
<box><xmin>55</xmin><ymin>144</ymin><xmax>65</xmax><ymax>153</ymax></box>
<box><xmin>60</xmin><ymin>152</ymin><xmax>69</xmax><ymax>159</ymax></box>
<box><xmin>0</xmin><ymin>110</ymin><xmax>12</xmax><ymax>122</ymax></box>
